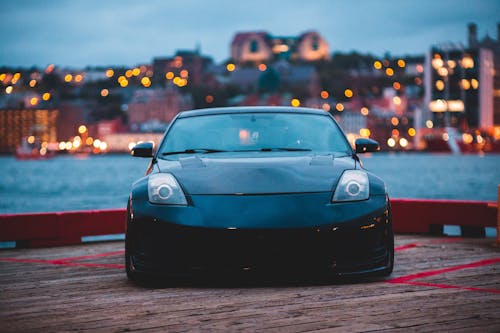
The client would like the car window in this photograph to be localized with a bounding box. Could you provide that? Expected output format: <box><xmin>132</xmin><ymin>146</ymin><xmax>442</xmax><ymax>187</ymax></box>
<box><xmin>158</xmin><ymin>112</ymin><xmax>351</xmax><ymax>156</ymax></box>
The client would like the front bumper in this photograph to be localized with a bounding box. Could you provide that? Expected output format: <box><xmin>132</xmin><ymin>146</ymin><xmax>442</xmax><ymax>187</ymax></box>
<box><xmin>127</xmin><ymin>193</ymin><xmax>392</xmax><ymax>277</ymax></box>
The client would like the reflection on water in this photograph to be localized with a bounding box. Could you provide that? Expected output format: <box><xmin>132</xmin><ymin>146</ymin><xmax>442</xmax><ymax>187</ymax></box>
<box><xmin>0</xmin><ymin>153</ymin><xmax>499</xmax><ymax>214</ymax></box>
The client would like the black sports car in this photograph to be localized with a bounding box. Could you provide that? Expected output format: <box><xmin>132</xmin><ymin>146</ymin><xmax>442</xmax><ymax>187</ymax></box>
<box><xmin>126</xmin><ymin>106</ymin><xmax>393</xmax><ymax>282</ymax></box>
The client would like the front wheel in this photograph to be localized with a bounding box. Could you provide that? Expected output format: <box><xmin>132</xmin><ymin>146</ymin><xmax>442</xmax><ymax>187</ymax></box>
<box><xmin>377</xmin><ymin>200</ymin><xmax>394</xmax><ymax>277</ymax></box>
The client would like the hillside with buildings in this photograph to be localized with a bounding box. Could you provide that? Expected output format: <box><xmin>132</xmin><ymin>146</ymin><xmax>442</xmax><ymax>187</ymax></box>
<box><xmin>1</xmin><ymin>24</ymin><xmax>499</xmax><ymax>154</ymax></box>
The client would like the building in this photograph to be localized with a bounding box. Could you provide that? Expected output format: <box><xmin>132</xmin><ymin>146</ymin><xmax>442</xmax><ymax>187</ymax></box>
<box><xmin>424</xmin><ymin>23</ymin><xmax>499</xmax><ymax>130</ymax></box>
<box><xmin>0</xmin><ymin>109</ymin><xmax>58</xmax><ymax>153</ymax></box>
<box><xmin>152</xmin><ymin>49</ymin><xmax>213</xmax><ymax>87</ymax></box>
<box><xmin>226</xmin><ymin>61</ymin><xmax>320</xmax><ymax>97</ymax></box>
<box><xmin>230</xmin><ymin>30</ymin><xmax>329</xmax><ymax>64</ymax></box>
<box><xmin>127</xmin><ymin>87</ymin><xmax>193</xmax><ymax>132</ymax></box>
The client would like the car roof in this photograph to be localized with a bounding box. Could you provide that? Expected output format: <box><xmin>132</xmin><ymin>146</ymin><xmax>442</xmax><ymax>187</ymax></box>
<box><xmin>177</xmin><ymin>106</ymin><xmax>330</xmax><ymax>119</ymax></box>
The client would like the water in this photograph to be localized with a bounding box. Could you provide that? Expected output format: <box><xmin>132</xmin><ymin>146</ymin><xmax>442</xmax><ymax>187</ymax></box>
<box><xmin>0</xmin><ymin>153</ymin><xmax>499</xmax><ymax>214</ymax></box>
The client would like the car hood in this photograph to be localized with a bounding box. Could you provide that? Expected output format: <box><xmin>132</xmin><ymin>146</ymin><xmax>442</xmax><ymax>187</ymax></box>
<box><xmin>156</xmin><ymin>154</ymin><xmax>356</xmax><ymax>195</ymax></box>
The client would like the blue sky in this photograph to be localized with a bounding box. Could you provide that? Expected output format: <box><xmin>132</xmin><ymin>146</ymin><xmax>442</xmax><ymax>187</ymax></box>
<box><xmin>0</xmin><ymin>0</ymin><xmax>498</xmax><ymax>68</ymax></box>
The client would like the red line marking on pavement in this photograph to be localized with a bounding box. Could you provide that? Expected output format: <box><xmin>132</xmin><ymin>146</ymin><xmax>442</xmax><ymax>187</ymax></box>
<box><xmin>387</xmin><ymin>258</ymin><xmax>500</xmax><ymax>283</ymax></box>
<box><xmin>386</xmin><ymin>257</ymin><xmax>500</xmax><ymax>294</ymax></box>
<box><xmin>55</xmin><ymin>250</ymin><xmax>124</xmax><ymax>263</ymax></box>
<box><xmin>403</xmin><ymin>281</ymin><xmax>500</xmax><ymax>294</ymax></box>
<box><xmin>394</xmin><ymin>243</ymin><xmax>419</xmax><ymax>252</ymax></box>
<box><xmin>0</xmin><ymin>254</ymin><xmax>124</xmax><ymax>269</ymax></box>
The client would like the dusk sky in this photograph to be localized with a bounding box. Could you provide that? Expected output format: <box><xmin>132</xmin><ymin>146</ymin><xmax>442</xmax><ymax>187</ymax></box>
<box><xmin>1</xmin><ymin>0</ymin><xmax>499</xmax><ymax>68</ymax></box>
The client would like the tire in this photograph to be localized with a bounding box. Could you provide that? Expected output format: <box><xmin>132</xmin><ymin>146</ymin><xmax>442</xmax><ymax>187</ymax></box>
<box><xmin>125</xmin><ymin>202</ymin><xmax>145</xmax><ymax>284</ymax></box>
<box><xmin>378</xmin><ymin>199</ymin><xmax>394</xmax><ymax>277</ymax></box>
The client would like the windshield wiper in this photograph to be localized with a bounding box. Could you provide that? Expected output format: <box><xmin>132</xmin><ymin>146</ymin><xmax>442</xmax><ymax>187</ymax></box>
<box><xmin>161</xmin><ymin>148</ymin><xmax>227</xmax><ymax>156</ymax></box>
<box><xmin>259</xmin><ymin>147</ymin><xmax>312</xmax><ymax>152</ymax></box>
<box><xmin>233</xmin><ymin>147</ymin><xmax>312</xmax><ymax>152</ymax></box>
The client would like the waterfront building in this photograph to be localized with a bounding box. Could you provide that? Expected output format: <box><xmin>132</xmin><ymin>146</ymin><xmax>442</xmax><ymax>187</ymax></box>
<box><xmin>230</xmin><ymin>30</ymin><xmax>329</xmax><ymax>64</ymax></box>
<box><xmin>424</xmin><ymin>23</ymin><xmax>499</xmax><ymax>130</ymax></box>
<box><xmin>127</xmin><ymin>87</ymin><xmax>193</xmax><ymax>132</ymax></box>
<box><xmin>227</xmin><ymin>61</ymin><xmax>320</xmax><ymax>97</ymax></box>
<box><xmin>152</xmin><ymin>49</ymin><xmax>213</xmax><ymax>87</ymax></box>
<box><xmin>0</xmin><ymin>109</ymin><xmax>58</xmax><ymax>153</ymax></box>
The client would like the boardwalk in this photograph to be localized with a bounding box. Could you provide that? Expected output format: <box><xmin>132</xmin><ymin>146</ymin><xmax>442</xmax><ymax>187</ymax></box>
<box><xmin>1</xmin><ymin>235</ymin><xmax>499</xmax><ymax>332</ymax></box>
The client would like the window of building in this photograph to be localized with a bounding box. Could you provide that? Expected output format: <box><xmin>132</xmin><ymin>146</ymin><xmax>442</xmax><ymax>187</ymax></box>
<box><xmin>250</xmin><ymin>39</ymin><xmax>259</xmax><ymax>53</ymax></box>
<box><xmin>311</xmin><ymin>36</ymin><xmax>319</xmax><ymax>51</ymax></box>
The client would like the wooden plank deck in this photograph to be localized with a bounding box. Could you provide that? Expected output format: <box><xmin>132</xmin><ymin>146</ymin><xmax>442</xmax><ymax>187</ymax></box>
<box><xmin>1</xmin><ymin>235</ymin><xmax>499</xmax><ymax>332</ymax></box>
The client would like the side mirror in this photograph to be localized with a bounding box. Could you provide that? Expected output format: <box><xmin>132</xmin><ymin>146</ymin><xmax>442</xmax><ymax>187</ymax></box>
<box><xmin>355</xmin><ymin>138</ymin><xmax>380</xmax><ymax>153</ymax></box>
<box><xmin>131</xmin><ymin>142</ymin><xmax>154</xmax><ymax>158</ymax></box>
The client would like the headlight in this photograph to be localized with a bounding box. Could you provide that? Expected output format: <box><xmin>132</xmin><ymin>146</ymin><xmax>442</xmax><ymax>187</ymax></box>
<box><xmin>148</xmin><ymin>173</ymin><xmax>188</xmax><ymax>205</ymax></box>
<box><xmin>332</xmin><ymin>170</ymin><xmax>369</xmax><ymax>202</ymax></box>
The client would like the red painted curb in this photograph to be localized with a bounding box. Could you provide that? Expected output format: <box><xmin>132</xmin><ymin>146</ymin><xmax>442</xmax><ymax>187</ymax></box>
<box><xmin>390</xmin><ymin>198</ymin><xmax>497</xmax><ymax>233</ymax></box>
<box><xmin>0</xmin><ymin>209</ymin><xmax>126</xmax><ymax>247</ymax></box>
<box><xmin>0</xmin><ymin>199</ymin><xmax>497</xmax><ymax>248</ymax></box>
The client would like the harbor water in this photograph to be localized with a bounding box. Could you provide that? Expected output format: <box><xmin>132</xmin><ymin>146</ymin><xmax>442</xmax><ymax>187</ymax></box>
<box><xmin>0</xmin><ymin>153</ymin><xmax>499</xmax><ymax>215</ymax></box>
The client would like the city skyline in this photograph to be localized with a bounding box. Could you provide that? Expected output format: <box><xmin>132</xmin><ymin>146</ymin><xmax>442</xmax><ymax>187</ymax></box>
<box><xmin>1</xmin><ymin>0</ymin><xmax>499</xmax><ymax>68</ymax></box>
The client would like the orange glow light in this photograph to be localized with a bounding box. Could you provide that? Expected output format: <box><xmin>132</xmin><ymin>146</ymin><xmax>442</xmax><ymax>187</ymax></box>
<box><xmin>74</xmin><ymin>74</ymin><xmax>83</xmax><ymax>83</ymax></box>
<box><xmin>462</xmin><ymin>133</ymin><xmax>473</xmax><ymax>144</ymax></box>
<box><xmin>205</xmin><ymin>95</ymin><xmax>214</xmax><ymax>103</ymax></box>
<box><xmin>335</xmin><ymin>103</ymin><xmax>344</xmax><ymax>112</ymax></box>
<box><xmin>373</xmin><ymin>61</ymin><xmax>382</xmax><ymax>70</ymax></box>
<box><xmin>100</xmin><ymin>89</ymin><xmax>109</xmax><ymax>97</ymax></box>
<box><xmin>397</xmin><ymin>59</ymin><xmax>406</xmax><ymax>68</ymax></box>
<box><xmin>461</xmin><ymin>79</ymin><xmax>471</xmax><ymax>90</ymax></box>
<box><xmin>360</xmin><ymin>107</ymin><xmax>369</xmax><ymax>116</ymax></box>
<box><xmin>29</xmin><ymin>79</ymin><xmax>37</xmax><ymax>88</ymax></box>
<box><xmin>45</xmin><ymin>64</ymin><xmax>55</xmax><ymax>74</ymax></box>
<box><xmin>226</xmin><ymin>63</ymin><xmax>236</xmax><ymax>72</ymax></box>
<box><xmin>435</xmin><ymin>80</ymin><xmax>445</xmax><ymax>91</ymax></box>
<box><xmin>64</xmin><ymin>74</ymin><xmax>73</xmax><ymax>82</ymax></box>
<box><xmin>320</xmin><ymin>90</ymin><xmax>329</xmax><ymax>99</ymax></box>
<box><xmin>393</xmin><ymin>82</ymin><xmax>401</xmax><ymax>90</ymax></box>
<box><xmin>165</xmin><ymin>72</ymin><xmax>174</xmax><ymax>80</ymax></box>
<box><xmin>106</xmin><ymin>69</ymin><xmax>114</xmax><ymax>78</ymax></box>
<box><xmin>385</xmin><ymin>68</ymin><xmax>394</xmax><ymax>76</ymax></box>
<box><xmin>344</xmin><ymin>89</ymin><xmax>353</xmax><ymax>98</ymax></box>
<box><xmin>42</xmin><ymin>92</ymin><xmax>51</xmax><ymax>101</ymax></box>
<box><xmin>291</xmin><ymin>98</ymin><xmax>300</xmax><ymax>107</ymax></box>
<box><xmin>359</xmin><ymin>128</ymin><xmax>371</xmax><ymax>138</ymax></box>
<box><xmin>258</xmin><ymin>64</ymin><xmax>267</xmax><ymax>71</ymax></box>
<box><xmin>141</xmin><ymin>77</ymin><xmax>151</xmax><ymax>87</ymax></box>
<box><xmin>391</xmin><ymin>117</ymin><xmax>399</xmax><ymax>126</ymax></box>
<box><xmin>120</xmin><ymin>79</ymin><xmax>128</xmax><ymax>87</ymax></box>
<box><xmin>180</xmin><ymin>69</ymin><xmax>189</xmax><ymax>78</ymax></box>
<box><xmin>78</xmin><ymin>125</ymin><xmax>87</xmax><ymax>134</ymax></box>
<box><xmin>30</xmin><ymin>97</ymin><xmax>38</xmax><ymax>106</ymax></box>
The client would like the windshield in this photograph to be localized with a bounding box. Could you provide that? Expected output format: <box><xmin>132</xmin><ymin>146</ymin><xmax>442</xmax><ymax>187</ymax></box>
<box><xmin>158</xmin><ymin>112</ymin><xmax>352</xmax><ymax>157</ymax></box>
